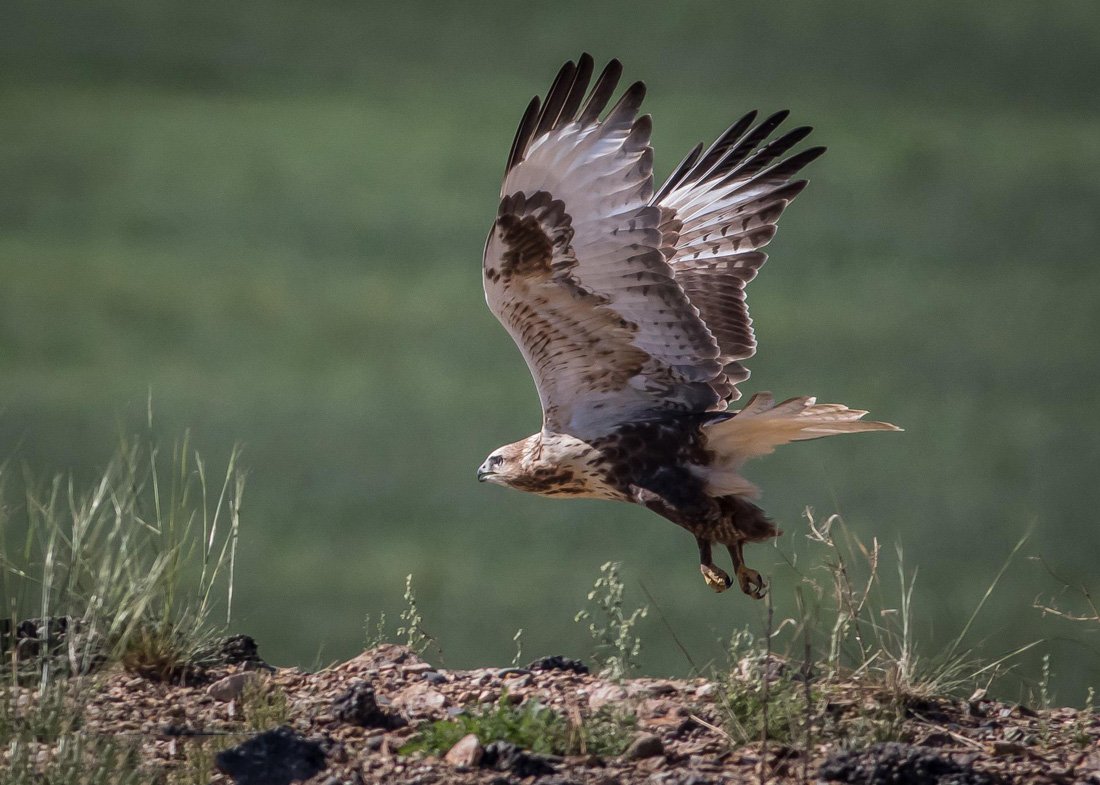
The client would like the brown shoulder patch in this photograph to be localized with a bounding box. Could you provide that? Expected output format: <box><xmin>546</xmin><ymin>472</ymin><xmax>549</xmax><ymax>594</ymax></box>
<box><xmin>496</xmin><ymin>191</ymin><xmax>575</xmax><ymax>279</ymax></box>
<box><xmin>497</xmin><ymin>212</ymin><xmax>553</xmax><ymax>276</ymax></box>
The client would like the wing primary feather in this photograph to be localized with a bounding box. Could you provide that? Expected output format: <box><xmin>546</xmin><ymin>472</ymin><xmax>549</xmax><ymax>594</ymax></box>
<box><xmin>506</xmin><ymin>96</ymin><xmax>541</xmax><ymax>173</ymax></box>
<box><xmin>604</xmin><ymin>80</ymin><xmax>647</xmax><ymax>125</ymax></box>
<box><xmin>686</xmin><ymin>110</ymin><xmax>758</xmax><ymax>185</ymax></box>
<box><xmin>725</xmin><ymin>126</ymin><xmax>814</xmax><ymax>183</ymax></box>
<box><xmin>534</xmin><ymin>59</ymin><xmax>577</xmax><ymax>139</ymax></box>
<box><xmin>721</xmin><ymin>145</ymin><xmax>826</xmax><ymax>189</ymax></box>
<box><xmin>577</xmin><ymin>58</ymin><xmax>623</xmax><ymax>125</ymax></box>
<box><xmin>653</xmin><ymin>142</ymin><xmax>703</xmax><ymax>204</ymax></box>
<box><xmin>701</xmin><ymin>110</ymin><xmax>790</xmax><ymax>184</ymax></box>
<box><xmin>556</xmin><ymin>53</ymin><xmax>594</xmax><ymax>129</ymax></box>
<box><xmin>625</xmin><ymin>114</ymin><xmax>653</xmax><ymax>153</ymax></box>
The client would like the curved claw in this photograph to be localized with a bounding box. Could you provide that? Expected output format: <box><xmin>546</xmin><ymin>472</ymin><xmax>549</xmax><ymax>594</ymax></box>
<box><xmin>701</xmin><ymin>563</ymin><xmax>732</xmax><ymax>593</ymax></box>
<box><xmin>736</xmin><ymin>566</ymin><xmax>767</xmax><ymax>600</ymax></box>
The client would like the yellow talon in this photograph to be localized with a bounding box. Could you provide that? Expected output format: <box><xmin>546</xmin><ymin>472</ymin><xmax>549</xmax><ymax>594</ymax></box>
<box><xmin>736</xmin><ymin>566</ymin><xmax>767</xmax><ymax>599</ymax></box>
<box><xmin>701</xmin><ymin>564</ymin><xmax>732</xmax><ymax>593</ymax></box>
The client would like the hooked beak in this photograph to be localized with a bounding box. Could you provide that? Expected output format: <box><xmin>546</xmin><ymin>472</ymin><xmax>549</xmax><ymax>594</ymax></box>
<box><xmin>477</xmin><ymin>465</ymin><xmax>493</xmax><ymax>482</ymax></box>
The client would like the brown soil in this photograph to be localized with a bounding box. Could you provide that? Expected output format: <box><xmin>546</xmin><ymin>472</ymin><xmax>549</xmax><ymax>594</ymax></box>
<box><xmin>19</xmin><ymin>643</ymin><xmax>1100</xmax><ymax>784</ymax></box>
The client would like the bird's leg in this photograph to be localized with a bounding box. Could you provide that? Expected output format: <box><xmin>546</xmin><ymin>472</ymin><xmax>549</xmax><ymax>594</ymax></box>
<box><xmin>726</xmin><ymin>541</ymin><xmax>766</xmax><ymax>599</ymax></box>
<box><xmin>697</xmin><ymin>537</ymin><xmax>732</xmax><ymax>593</ymax></box>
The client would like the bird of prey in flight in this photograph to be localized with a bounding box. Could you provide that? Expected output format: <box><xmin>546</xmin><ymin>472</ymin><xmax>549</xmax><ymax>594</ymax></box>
<box><xmin>477</xmin><ymin>54</ymin><xmax>898</xmax><ymax>597</ymax></box>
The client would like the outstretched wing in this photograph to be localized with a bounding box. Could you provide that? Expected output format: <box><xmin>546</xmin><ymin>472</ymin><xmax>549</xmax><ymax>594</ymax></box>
<box><xmin>654</xmin><ymin>112</ymin><xmax>825</xmax><ymax>403</ymax></box>
<box><xmin>484</xmin><ymin>55</ymin><xmax>726</xmax><ymax>438</ymax></box>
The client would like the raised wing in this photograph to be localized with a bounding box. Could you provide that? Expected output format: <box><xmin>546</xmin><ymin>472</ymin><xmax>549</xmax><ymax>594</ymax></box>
<box><xmin>654</xmin><ymin>112</ymin><xmax>825</xmax><ymax>403</ymax></box>
<box><xmin>484</xmin><ymin>55</ymin><xmax>727</xmax><ymax>438</ymax></box>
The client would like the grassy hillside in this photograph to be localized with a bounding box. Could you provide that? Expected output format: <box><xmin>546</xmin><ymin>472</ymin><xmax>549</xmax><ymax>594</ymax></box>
<box><xmin>1</xmin><ymin>1</ymin><xmax>1098</xmax><ymax>701</ymax></box>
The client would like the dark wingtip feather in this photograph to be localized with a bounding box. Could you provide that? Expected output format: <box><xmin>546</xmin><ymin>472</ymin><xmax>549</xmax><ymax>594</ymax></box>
<box><xmin>506</xmin><ymin>95</ymin><xmax>541</xmax><ymax>172</ymax></box>
<box><xmin>605</xmin><ymin>80</ymin><xmax>647</xmax><ymax>125</ymax></box>
<box><xmin>578</xmin><ymin>58</ymin><xmax>624</xmax><ymax>125</ymax></box>
<box><xmin>625</xmin><ymin>113</ymin><xmax>653</xmax><ymax>152</ymax></box>
<box><xmin>774</xmin><ymin>179</ymin><xmax>810</xmax><ymax>202</ymax></box>
<box><xmin>781</xmin><ymin>145</ymin><xmax>827</xmax><ymax>174</ymax></box>
<box><xmin>556</xmin><ymin>53</ymin><xmax>594</xmax><ymax>129</ymax></box>
<box><xmin>653</xmin><ymin>141</ymin><xmax>704</xmax><ymax>204</ymax></box>
<box><xmin>725</xmin><ymin>146</ymin><xmax>826</xmax><ymax>190</ymax></box>
<box><xmin>732</xmin><ymin>125</ymin><xmax>817</xmax><ymax>180</ymax></box>
<box><xmin>533</xmin><ymin>59</ymin><xmax>577</xmax><ymax>139</ymax></box>
<box><xmin>685</xmin><ymin>110</ymin><xmax>758</xmax><ymax>186</ymax></box>
<box><xmin>699</xmin><ymin>110</ymin><xmax>795</xmax><ymax>184</ymax></box>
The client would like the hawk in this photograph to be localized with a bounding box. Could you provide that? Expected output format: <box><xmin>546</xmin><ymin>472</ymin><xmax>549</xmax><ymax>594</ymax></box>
<box><xmin>477</xmin><ymin>55</ymin><xmax>899</xmax><ymax>598</ymax></box>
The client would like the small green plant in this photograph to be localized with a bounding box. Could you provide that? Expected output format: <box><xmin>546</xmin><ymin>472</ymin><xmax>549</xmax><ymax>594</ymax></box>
<box><xmin>400</xmin><ymin>694</ymin><xmax>634</xmax><ymax>758</ymax></box>
<box><xmin>577</xmin><ymin>705</ymin><xmax>637</xmax><ymax>757</ymax></box>
<box><xmin>719</xmin><ymin>628</ymin><xmax>804</xmax><ymax>744</ymax></box>
<box><xmin>396</xmin><ymin>574</ymin><xmax>430</xmax><ymax>654</ymax></box>
<box><xmin>574</xmin><ymin>561</ymin><xmax>648</xmax><ymax>681</ymax></box>
<box><xmin>1072</xmin><ymin>686</ymin><xmax>1095</xmax><ymax>748</ymax></box>
<box><xmin>241</xmin><ymin>679</ymin><xmax>290</xmax><ymax>732</ymax></box>
<box><xmin>364</xmin><ymin>611</ymin><xmax>388</xmax><ymax>649</ymax></box>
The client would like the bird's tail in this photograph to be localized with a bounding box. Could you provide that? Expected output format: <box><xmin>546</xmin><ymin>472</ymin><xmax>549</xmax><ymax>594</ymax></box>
<box><xmin>700</xmin><ymin>392</ymin><xmax>901</xmax><ymax>497</ymax></box>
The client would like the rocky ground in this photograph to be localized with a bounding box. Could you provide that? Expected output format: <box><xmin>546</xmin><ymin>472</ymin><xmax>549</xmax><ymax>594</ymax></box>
<box><xmin>20</xmin><ymin>638</ymin><xmax>1095</xmax><ymax>785</ymax></box>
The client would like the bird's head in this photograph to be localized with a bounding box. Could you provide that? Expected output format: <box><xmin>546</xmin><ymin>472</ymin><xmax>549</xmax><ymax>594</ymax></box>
<box><xmin>476</xmin><ymin>437</ymin><xmax>537</xmax><ymax>488</ymax></box>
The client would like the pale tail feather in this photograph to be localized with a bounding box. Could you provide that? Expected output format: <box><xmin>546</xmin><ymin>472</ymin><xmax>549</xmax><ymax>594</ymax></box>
<box><xmin>701</xmin><ymin>392</ymin><xmax>901</xmax><ymax>497</ymax></box>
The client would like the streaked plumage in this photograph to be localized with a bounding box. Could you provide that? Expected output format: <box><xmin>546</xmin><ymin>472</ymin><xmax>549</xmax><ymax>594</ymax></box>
<box><xmin>477</xmin><ymin>55</ymin><xmax>899</xmax><ymax>596</ymax></box>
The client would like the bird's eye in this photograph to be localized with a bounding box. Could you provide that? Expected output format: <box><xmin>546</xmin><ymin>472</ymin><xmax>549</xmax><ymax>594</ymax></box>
<box><xmin>489</xmin><ymin>455</ymin><xmax>504</xmax><ymax>468</ymax></box>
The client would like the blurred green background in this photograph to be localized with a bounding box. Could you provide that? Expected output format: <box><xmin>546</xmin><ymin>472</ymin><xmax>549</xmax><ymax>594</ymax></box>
<box><xmin>2</xmin><ymin>2</ymin><xmax>1098</xmax><ymax>702</ymax></box>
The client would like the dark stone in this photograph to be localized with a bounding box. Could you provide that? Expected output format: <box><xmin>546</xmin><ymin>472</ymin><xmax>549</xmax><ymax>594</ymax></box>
<box><xmin>215</xmin><ymin>726</ymin><xmax>326</xmax><ymax>785</ymax></box>
<box><xmin>820</xmin><ymin>742</ymin><xmax>1003</xmax><ymax>785</ymax></box>
<box><xmin>220</xmin><ymin>634</ymin><xmax>266</xmax><ymax>666</ymax></box>
<box><xmin>624</xmin><ymin>732</ymin><xmax>664</xmax><ymax>759</ymax></box>
<box><xmin>526</xmin><ymin>655</ymin><xmax>589</xmax><ymax>675</ymax></box>
<box><xmin>331</xmin><ymin>681</ymin><xmax>405</xmax><ymax>729</ymax></box>
<box><xmin>481</xmin><ymin>741</ymin><xmax>556</xmax><ymax>777</ymax></box>
<box><xmin>3</xmin><ymin>615</ymin><xmax>107</xmax><ymax>676</ymax></box>
<box><xmin>905</xmin><ymin>697</ymin><xmax>954</xmax><ymax>723</ymax></box>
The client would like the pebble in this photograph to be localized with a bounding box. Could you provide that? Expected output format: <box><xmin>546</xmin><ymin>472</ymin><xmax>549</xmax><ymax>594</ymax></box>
<box><xmin>401</xmin><ymin>662</ymin><xmax>432</xmax><ymax>674</ymax></box>
<box><xmin>588</xmin><ymin>684</ymin><xmax>628</xmax><ymax>710</ymax></box>
<box><xmin>444</xmin><ymin>733</ymin><xmax>483</xmax><ymax>768</ymax></box>
<box><xmin>206</xmin><ymin>672</ymin><xmax>261</xmax><ymax>703</ymax></box>
<box><xmin>637</xmin><ymin>698</ymin><xmax>671</xmax><ymax>719</ymax></box>
<box><xmin>421</xmin><ymin>670</ymin><xmax>447</xmax><ymax>685</ymax></box>
<box><xmin>694</xmin><ymin>683</ymin><xmax>718</xmax><ymax>699</ymax></box>
<box><xmin>395</xmin><ymin>685</ymin><xmax>447</xmax><ymax>715</ymax></box>
<box><xmin>624</xmin><ymin>733</ymin><xmax>664</xmax><ymax>760</ymax></box>
<box><xmin>503</xmin><ymin>674</ymin><xmax>532</xmax><ymax>690</ymax></box>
